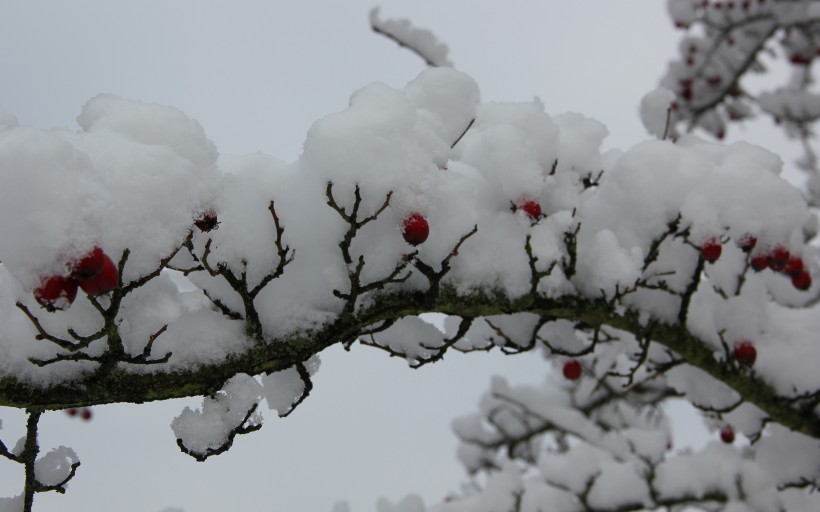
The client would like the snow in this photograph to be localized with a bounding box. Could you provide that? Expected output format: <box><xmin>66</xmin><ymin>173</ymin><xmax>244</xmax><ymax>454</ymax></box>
<box><xmin>654</xmin><ymin>443</ymin><xmax>782</xmax><ymax>511</ymax></box>
<box><xmin>261</xmin><ymin>355</ymin><xmax>320</xmax><ymax>415</ymax></box>
<box><xmin>369</xmin><ymin>8</ymin><xmax>453</xmax><ymax>67</ymax></box>
<box><xmin>0</xmin><ymin>53</ymin><xmax>818</xmax><ymax>512</ymax></box>
<box><xmin>34</xmin><ymin>446</ymin><xmax>78</xmax><ymax>487</ymax></box>
<box><xmin>0</xmin><ymin>495</ymin><xmax>22</xmax><ymax>512</ymax></box>
<box><xmin>666</xmin><ymin>0</ymin><xmax>698</xmax><ymax>28</ymax></box>
<box><xmin>640</xmin><ymin>87</ymin><xmax>676</xmax><ymax>139</ymax></box>
<box><xmin>171</xmin><ymin>374</ymin><xmax>262</xmax><ymax>457</ymax></box>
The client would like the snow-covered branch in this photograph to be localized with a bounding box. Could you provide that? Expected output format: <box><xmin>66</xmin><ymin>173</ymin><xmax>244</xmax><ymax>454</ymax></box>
<box><xmin>0</xmin><ymin>32</ymin><xmax>819</xmax><ymax>509</ymax></box>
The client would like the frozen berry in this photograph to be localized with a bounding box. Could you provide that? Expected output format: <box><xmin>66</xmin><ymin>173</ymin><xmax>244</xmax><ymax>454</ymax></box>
<box><xmin>401</xmin><ymin>213</ymin><xmax>429</xmax><ymax>246</ymax></box>
<box><xmin>79</xmin><ymin>254</ymin><xmax>119</xmax><ymax>296</ymax></box>
<box><xmin>34</xmin><ymin>275</ymin><xmax>79</xmax><ymax>312</ymax></box>
<box><xmin>194</xmin><ymin>210</ymin><xmax>220</xmax><ymax>232</ymax></box>
<box><xmin>720</xmin><ymin>425</ymin><xmax>735</xmax><ymax>444</ymax></box>
<box><xmin>80</xmin><ymin>408</ymin><xmax>93</xmax><ymax>421</ymax></box>
<box><xmin>750</xmin><ymin>254</ymin><xmax>768</xmax><ymax>272</ymax></box>
<box><xmin>700</xmin><ymin>238</ymin><xmax>722</xmax><ymax>263</ymax></box>
<box><xmin>71</xmin><ymin>247</ymin><xmax>105</xmax><ymax>280</ymax></box>
<box><xmin>65</xmin><ymin>408</ymin><xmax>78</xmax><ymax>417</ymax></box>
<box><xmin>733</xmin><ymin>340</ymin><xmax>757</xmax><ymax>366</ymax></box>
<box><xmin>518</xmin><ymin>199</ymin><xmax>542</xmax><ymax>221</ymax></box>
<box><xmin>784</xmin><ymin>256</ymin><xmax>804</xmax><ymax>277</ymax></box>
<box><xmin>737</xmin><ymin>235</ymin><xmax>757</xmax><ymax>253</ymax></box>
<box><xmin>792</xmin><ymin>271</ymin><xmax>812</xmax><ymax>291</ymax></box>
<box><xmin>562</xmin><ymin>360</ymin><xmax>582</xmax><ymax>381</ymax></box>
<box><xmin>790</xmin><ymin>53</ymin><xmax>812</xmax><ymax>66</ymax></box>
<box><xmin>767</xmin><ymin>246</ymin><xmax>790</xmax><ymax>272</ymax></box>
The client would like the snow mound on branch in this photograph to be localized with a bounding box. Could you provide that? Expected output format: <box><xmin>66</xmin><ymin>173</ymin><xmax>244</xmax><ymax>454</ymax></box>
<box><xmin>755</xmin><ymin>424</ymin><xmax>820</xmax><ymax>489</ymax></box>
<box><xmin>260</xmin><ymin>355</ymin><xmax>320</xmax><ymax>416</ymax></box>
<box><xmin>575</xmin><ymin>138</ymin><xmax>808</xmax><ymax>310</ymax></box>
<box><xmin>0</xmin><ymin>94</ymin><xmax>219</xmax><ymax>289</ymax></box>
<box><xmin>77</xmin><ymin>94</ymin><xmax>218</xmax><ymax>168</ymax></box>
<box><xmin>34</xmin><ymin>446</ymin><xmax>78</xmax><ymax>487</ymax></box>
<box><xmin>654</xmin><ymin>443</ymin><xmax>781</xmax><ymax>510</ymax></box>
<box><xmin>640</xmin><ymin>87</ymin><xmax>676</xmax><ymax>139</ymax></box>
<box><xmin>370</xmin><ymin>8</ymin><xmax>453</xmax><ymax>67</ymax></box>
<box><xmin>171</xmin><ymin>374</ymin><xmax>262</xmax><ymax>457</ymax></box>
<box><xmin>459</xmin><ymin>99</ymin><xmax>559</xmax><ymax>205</ymax></box>
<box><xmin>363</xmin><ymin>316</ymin><xmax>447</xmax><ymax>365</ymax></box>
<box><xmin>666</xmin><ymin>0</ymin><xmax>699</xmax><ymax>27</ymax></box>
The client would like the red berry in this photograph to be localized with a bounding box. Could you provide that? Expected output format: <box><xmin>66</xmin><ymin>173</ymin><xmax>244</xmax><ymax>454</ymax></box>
<box><xmin>700</xmin><ymin>238</ymin><xmax>722</xmax><ymax>263</ymax></box>
<box><xmin>66</xmin><ymin>408</ymin><xmax>78</xmax><ymax>417</ymax></box>
<box><xmin>194</xmin><ymin>210</ymin><xmax>220</xmax><ymax>232</ymax></box>
<box><xmin>750</xmin><ymin>254</ymin><xmax>768</xmax><ymax>272</ymax></box>
<box><xmin>792</xmin><ymin>271</ymin><xmax>812</xmax><ymax>291</ymax></box>
<box><xmin>79</xmin><ymin>254</ymin><xmax>119</xmax><ymax>296</ymax></box>
<box><xmin>737</xmin><ymin>235</ymin><xmax>757</xmax><ymax>253</ymax></box>
<box><xmin>784</xmin><ymin>256</ymin><xmax>804</xmax><ymax>277</ymax></box>
<box><xmin>80</xmin><ymin>408</ymin><xmax>93</xmax><ymax>421</ymax></box>
<box><xmin>720</xmin><ymin>425</ymin><xmax>735</xmax><ymax>444</ymax></box>
<box><xmin>707</xmin><ymin>75</ymin><xmax>722</xmax><ymax>87</ymax></box>
<box><xmin>790</xmin><ymin>54</ymin><xmax>812</xmax><ymax>66</ymax></box>
<box><xmin>401</xmin><ymin>213</ymin><xmax>429</xmax><ymax>246</ymax></box>
<box><xmin>767</xmin><ymin>246</ymin><xmax>790</xmax><ymax>272</ymax></box>
<box><xmin>562</xmin><ymin>360</ymin><xmax>582</xmax><ymax>381</ymax></box>
<box><xmin>71</xmin><ymin>246</ymin><xmax>105</xmax><ymax>280</ymax></box>
<box><xmin>518</xmin><ymin>199</ymin><xmax>542</xmax><ymax>221</ymax></box>
<box><xmin>34</xmin><ymin>275</ymin><xmax>79</xmax><ymax>312</ymax></box>
<box><xmin>732</xmin><ymin>340</ymin><xmax>757</xmax><ymax>366</ymax></box>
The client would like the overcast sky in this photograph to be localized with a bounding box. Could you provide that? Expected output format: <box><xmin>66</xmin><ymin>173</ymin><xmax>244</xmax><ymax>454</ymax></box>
<box><xmin>0</xmin><ymin>1</ymin><xmax>797</xmax><ymax>511</ymax></box>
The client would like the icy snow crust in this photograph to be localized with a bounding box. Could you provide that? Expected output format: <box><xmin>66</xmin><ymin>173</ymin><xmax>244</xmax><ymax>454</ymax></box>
<box><xmin>0</xmin><ymin>66</ymin><xmax>812</xmax><ymax>388</ymax></box>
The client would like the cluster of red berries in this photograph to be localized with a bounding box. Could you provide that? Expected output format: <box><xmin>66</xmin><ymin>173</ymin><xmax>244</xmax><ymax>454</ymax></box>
<box><xmin>746</xmin><ymin>240</ymin><xmax>812</xmax><ymax>291</ymax></box>
<box><xmin>65</xmin><ymin>407</ymin><xmax>93</xmax><ymax>421</ymax></box>
<box><xmin>699</xmin><ymin>235</ymin><xmax>812</xmax><ymax>291</ymax></box>
<box><xmin>34</xmin><ymin>247</ymin><xmax>119</xmax><ymax>312</ymax></box>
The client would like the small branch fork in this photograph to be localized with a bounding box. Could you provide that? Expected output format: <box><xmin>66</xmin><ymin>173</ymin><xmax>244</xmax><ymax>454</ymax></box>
<box><xmin>15</xmin><ymin>238</ymin><xmax>192</xmax><ymax>370</ymax></box>
<box><xmin>326</xmin><ymin>182</ymin><xmax>417</xmax><ymax>324</ymax></box>
<box><xmin>412</xmin><ymin>224</ymin><xmax>478</xmax><ymax>298</ymax></box>
<box><xmin>187</xmin><ymin>201</ymin><xmax>295</xmax><ymax>338</ymax></box>
<box><xmin>14</xmin><ymin>199</ymin><xmax>295</xmax><ymax>378</ymax></box>
<box><xmin>0</xmin><ymin>410</ymin><xmax>82</xmax><ymax>512</ymax></box>
<box><xmin>453</xmin><ymin>379</ymin><xmax>748</xmax><ymax>511</ymax></box>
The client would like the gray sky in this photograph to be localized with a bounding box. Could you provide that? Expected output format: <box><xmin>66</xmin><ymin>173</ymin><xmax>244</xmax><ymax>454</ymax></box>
<box><xmin>0</xmin><ymin>1</ymin><xmax>791</xmax><ymax>511</ymax></box>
